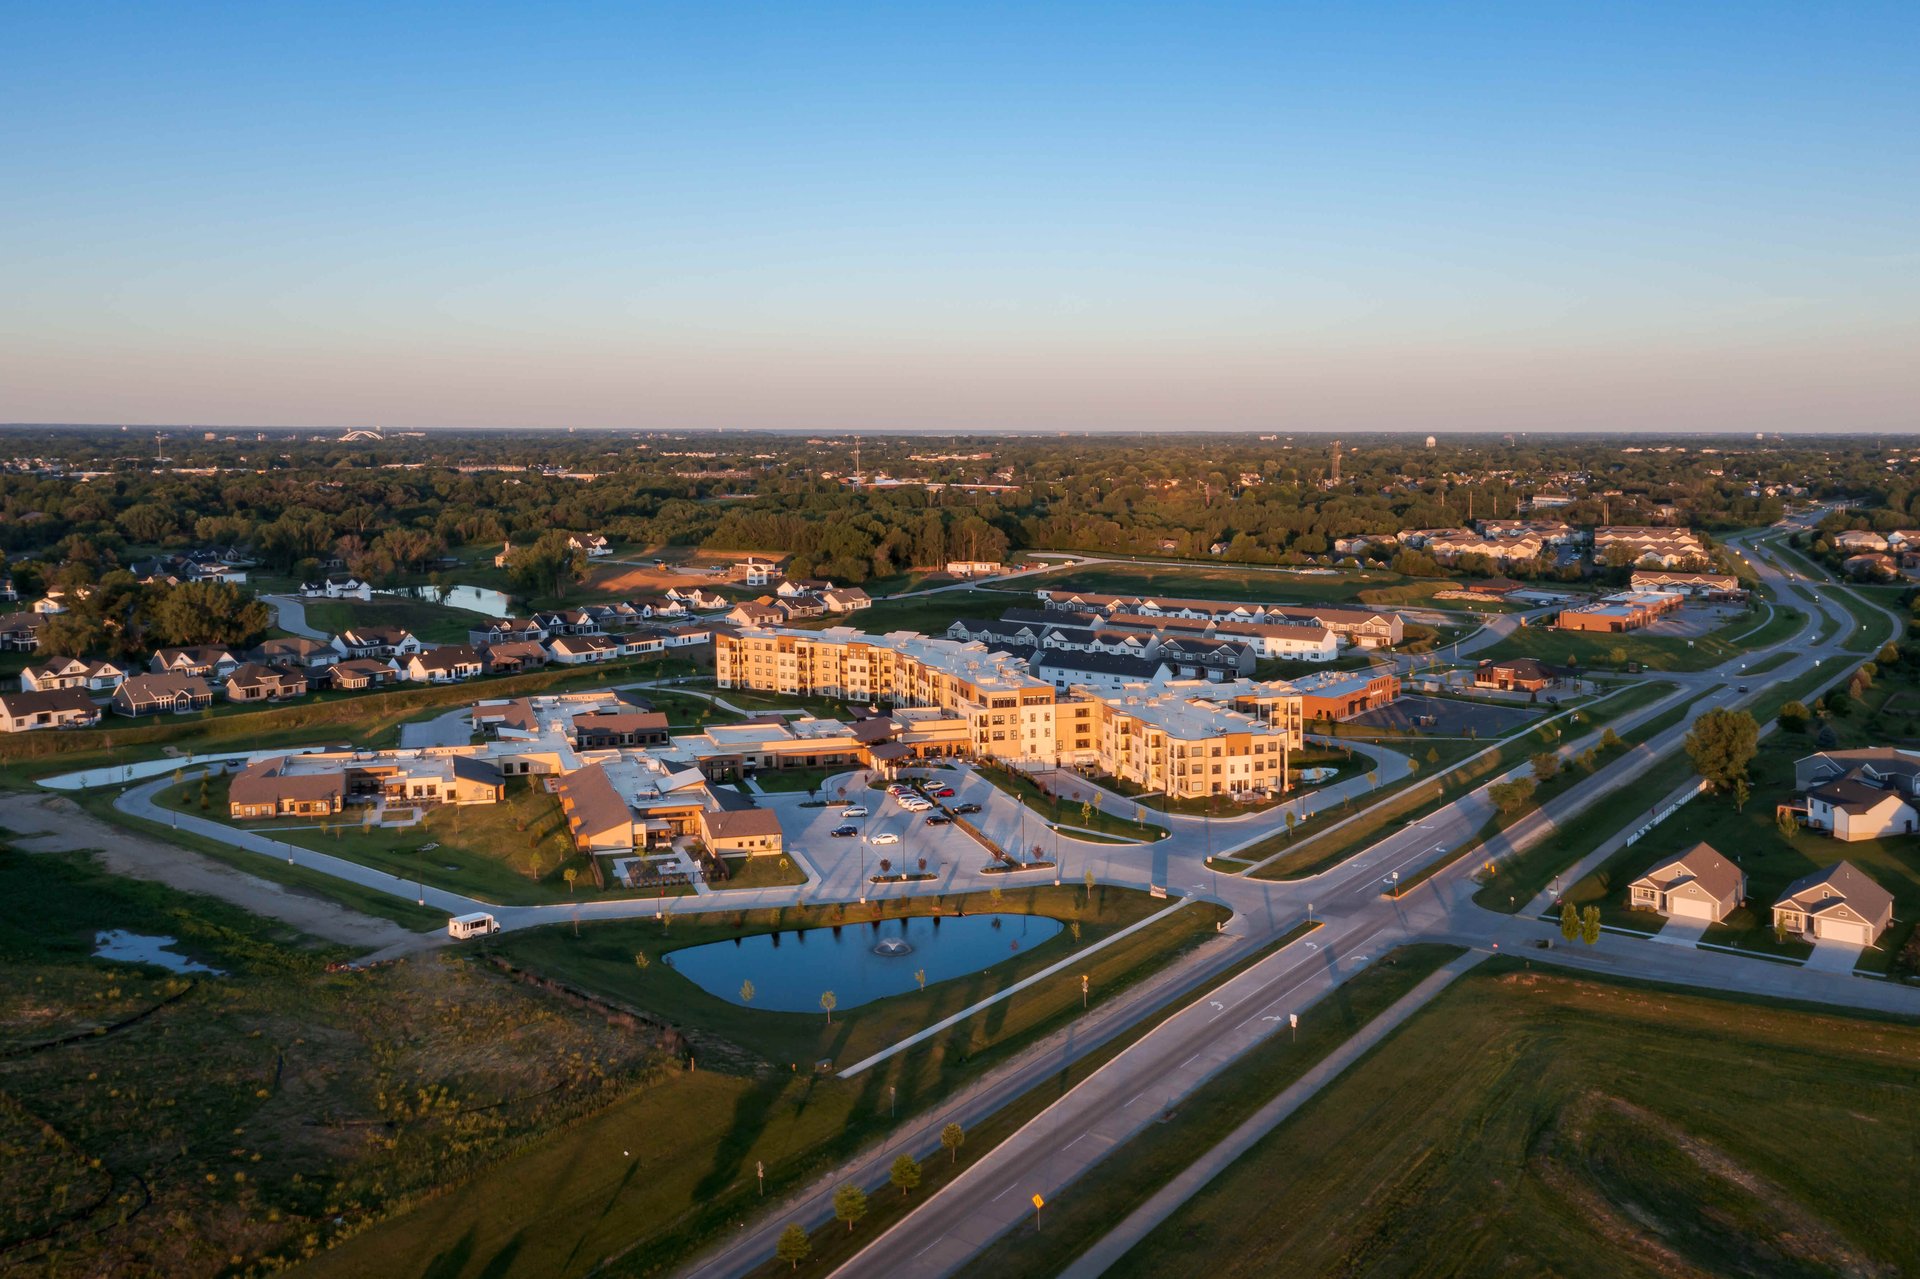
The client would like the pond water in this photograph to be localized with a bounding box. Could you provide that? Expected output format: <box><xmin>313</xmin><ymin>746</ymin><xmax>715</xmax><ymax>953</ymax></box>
<box><xmin>93</xmin><ymin>931</ymin><xmax>225</xmax><ymax>975</ymax></box>
<box><xmin>386</xmin><ymin>584</ymin><xmax>514</xmax><ymax>617</ymax></box>
<box><xmin>665</xmin><ymin>913</ymin><xmax>1065</xmax><ymax>1013</ymax></box>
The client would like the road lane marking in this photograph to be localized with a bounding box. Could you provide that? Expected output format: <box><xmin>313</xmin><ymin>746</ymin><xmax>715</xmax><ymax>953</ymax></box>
<box><xmin>992</xmin><ymin>1182</ymin><xmax>1018</xmax><ymax>1202</ymax></box>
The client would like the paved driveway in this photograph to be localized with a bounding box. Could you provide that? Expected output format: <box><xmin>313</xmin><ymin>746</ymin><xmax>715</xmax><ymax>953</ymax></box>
<box><xmin>1804</xmin><ymin>938</ymin><xmax>1867</xmax><ymax>972</ymax></box>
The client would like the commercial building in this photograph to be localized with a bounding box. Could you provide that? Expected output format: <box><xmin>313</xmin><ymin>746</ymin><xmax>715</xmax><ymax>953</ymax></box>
<box><xmin>1555</xmin><ymin>590</ymin><xmax>1684</xmax><ymax>634</ymax></box>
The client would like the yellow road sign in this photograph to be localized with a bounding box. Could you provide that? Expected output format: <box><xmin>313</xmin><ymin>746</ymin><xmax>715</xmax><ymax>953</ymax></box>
<box><xmin>1031</xmin><ymin>1193</ymin><xmax>1045</xmax><ymax>1210</ymax></box>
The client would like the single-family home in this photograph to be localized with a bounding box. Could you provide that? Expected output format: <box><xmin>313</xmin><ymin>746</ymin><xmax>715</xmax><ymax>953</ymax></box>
<box><xmin>821</xmin><ymin>587</ymin><xmax>872</xmax><ymax>613</ymax></box>
<box><xmin>334</xmin><ymin>627</ymin><xmax>423</xmax><ymax>660</ymax></box>
<box><xmin>469</xmin><ymin>618</ymin><xmax>548</xmax><ymax>647</ymax></box>
<box><xmin>19</xmin><ymin>656</ymin><xmax>128</xmax><ymax>694</ymax></box>
<box><xmin>1799</xmin><ymin>768</ymin><xmax>1919</xmax><ymax>841</ymax></box>
<box><xmin>548</xmin><ymin>633</ymin><xmax>623</xmax><ymax>664</ymax></box>
<box><xmin>225</xmin><ymin>662</ymin><xmax>310</xmax><ymax>703</ymax></box>
<box><xmin>113</xmin><ymin>672</ymin><xmax>216</xmax><ymax>717</ymax></box>
<box><xmin>481</xmin><ymin>640</ymin><xmax>550</xmax><ymax>674</ymax></box>
<box><xmin>405</xmin><ymin>645</ymin><xmax>486</xmax><ymax>683</ymax></box>
<box><xmin>1627</xmin><ymin>842</ymin><xmax>1746</xmax><ymax>923</ymax></box>
<box><xmin>149</xmin><ymin>646</ymin><xmax>243</xmax><ymax>680</ymax></box>
<box><xmin>326</xmin><ymin>658</ymin><xmax>401</xmax><ymax>690</ymax></box>
<box><xmin>727</xmin><ymin>600</ymin><xmax>789</xmax><ymax>628</ymax></box>
<box><xmin>300</xmin><ymin>574</ymin><xmax>371</xmax><ymax>600</ymax></box>
<box><xmin>1771</xmin><ymin>862</ymin><xmax>1895</xmax><ymax>946</ymax></box>
<box><xmin>1831</xmin><ymin>529</ymin><xmax>1890</xmax><ymax>553</ymax></box>
<box><xmin>0</xmin><ymin>688</ymin><xmax>102</xmax><ymax>733</ymax></box>
<box><xmin>249</xmin><ymin>636</ymin><xmax>340</xmax><ymax>672</ymax></box>
<box><xmin>0</xmin><ymin>612</ymin><xmax>48</xmax><ymax>651</ymax></box>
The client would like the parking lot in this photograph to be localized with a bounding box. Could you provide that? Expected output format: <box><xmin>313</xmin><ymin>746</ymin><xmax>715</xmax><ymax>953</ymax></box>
<box><xmin>1346</xmin><ymin>694</ymin><xmax>1539</xmax><ymax>738</ymax></box>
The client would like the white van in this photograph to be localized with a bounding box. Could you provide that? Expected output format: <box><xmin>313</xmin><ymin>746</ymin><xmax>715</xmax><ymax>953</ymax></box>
<box><xmin>448</xmin><ymin>912</ymin><xmax>500</xmax><ymax>940</ymax></box>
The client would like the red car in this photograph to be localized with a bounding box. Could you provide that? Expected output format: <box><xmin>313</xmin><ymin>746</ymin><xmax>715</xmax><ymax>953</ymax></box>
<box><xmin>933</xmin><ymin>787</ymin><xmax>956</xmax><ymax>798</ymax></box>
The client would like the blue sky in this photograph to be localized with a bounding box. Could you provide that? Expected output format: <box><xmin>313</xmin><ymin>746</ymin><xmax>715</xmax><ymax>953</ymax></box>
<box><xmin>2</xmin><ymin>2</ymin><xmax>1915</xmax><ymax>431</ymax></box>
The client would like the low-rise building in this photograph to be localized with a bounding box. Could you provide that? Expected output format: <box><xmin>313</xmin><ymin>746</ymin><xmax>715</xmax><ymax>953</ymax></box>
<box><xmin>225</xmin><ymin>662</ymin><xmax>310</xmax><ymax>702</ymax></box>
<box><xmin>326</xmin><ymin>658</ymin><xmax>400</xmax><ymax>690</ymax></box>
<box><xmin>1289</xmin><ymin>667</ymin><xmax>1401</xmax><ymax>721</ymax></box>
<box><xmin>113</xmin><ymin>672</ymin><xmax>216</xmax><ymax>716</ymax></box>
<box><xmin>0</xmin><ymin>688</ymin><xmax>101</xmax><ymax>733</ymax></box>
<box><xmin>150</xmin><ymin>646</ymin><xmax>242</xmax><ymax>679</ymax></box>
<box><xmin>334</xmin><ymin>627</ymin><xmax>423</xmax><ymax>660</ymax></box>
<box><xmin>1555</xmin><ymin>590</ymin><xmax>1684</xmax><ymax>634</ymax></box>
<box><xmin>405</xmin><ymin>645</ymin><xmax>486</xmax><ymax>682</ymax></box>
<box><xmin>1628</xmin><ymin>842</ymin><xmax>1745</xmax><ymax>922</ymax></box>
<box><xmin>19</xmin><ymin>656</ymin><xmax>127</xmax><ymax>694</ymax></box>
<box><xmin>548</xmin><ymin>633</ymin><xmax>624</xmax><ymax>664</ymax></box>
<box><xmin>228</xmin><ymin>757</ymin><xmax>346</xmax><ymax>819</ymax></box>
<box><xmin>481</xmin><ymin>640</ymin><xmax>550</xmax><ymax>674</ymax></box>
<box><xmin>0</xmin><ymin>612</ymin><xmax>43</xmax><ymax>651</ymax></box>
<box><xmin>1474</xmin><ymin>657</ymin><xmax>1555</xmax><ymax>693</ymax></box>
<box><xmin>249</xmin><ymin>636</ymin><xmax>339</xmax><ymax>671</ymax></box>
<box><xmin>1771</xmin><ymin>862</ymin><xmax>1894</xmax><ymax>946</ymax></box>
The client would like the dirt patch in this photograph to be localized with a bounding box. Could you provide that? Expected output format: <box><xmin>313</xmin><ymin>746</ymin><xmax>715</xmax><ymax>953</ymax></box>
<box><xmin>0</xmin><ymin>793</ymin><xmax>424</xmax><ymax>956</ymax></box>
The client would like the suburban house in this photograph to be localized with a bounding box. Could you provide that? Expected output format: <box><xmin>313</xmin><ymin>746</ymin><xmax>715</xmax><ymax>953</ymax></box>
<box><xmin>534</xmin><ymin>608</ymin><xmax>602</xmax><ymax>636</ymax></box>
<box><xmin>149</xmin><ymin>646</ymin><xmax>243</xmax><ymax>679</ymax></box>
<box><xmin>405</xmin><ymin>645</ymin><xmax>486</xmax><ymax>683</ymax></box>
<box><xmin>738</xmin><ymin>559</ymin><xmax>777</xmax><ymax>587</ymax></box>
<box><xmin>548</xmin><ymin>633</ymin><xmax>624</xmax><ymax>664</ymax></box>
<box><xmin>19</xmin><ymin>656</ymin><xmax>128</xmax><ymax>693</ymax></box>
<box><xmin>300</xmin><ymin>574</ymin><xmax>371</xmax><ymax>599</ymax></box>
<box><xmin>249</xmin><ymin>636</ymin><xmax>339</xmax><ymax>671</ymax></box>
<box><xmin>0</xmin><ymin>688</ymin><xmax>102</xmax><ymax>733</ymax></box>
<box><xmin>1831</xmin><ymin>529</ymin><xmax>1890</xmax><ymax>553</ymax></box>
<box><xmin>666</xmin><ymin>586</ymin><xmax>731</xmax><ymax>611</ymax></box>
<box><xmin>655</xmin><ymin>621</ymin><xmax>717</xmax><ymax>648</ymax></box>
<box><xmin>568</xmin><ymin>533</ymin><xmax>613</xmax><ymax>558</ymax></box>
<box><xmin>1627</xmin><ymin>843</ymin><xmax>1746</xmax><ymax>923</ymax></box>
<box><xmin>1842</xmin><ymin>552</ymin><xmax>1900</xmax><ymax>579</ymax></box>
<box><xmin>945</xmin><ymin>560</ymin><xmax>1003</xmax><ymax>578</ymax></box>
<box><xmin>1791</xmin><ymin>748</ymin><xmax>1920</xmax><ymax>841</ymax></box>
<box><xmin>225</xmin><ymin>663</ymin><xmax>310</xmax><ymax>702</ymax></box>
<box><xmin>227</xmin><ymin>757</ymin><xmax>346</xmax><ymax>819</ymax></box>
<box><xmin>480</xmin><ymin>640</ymin><xmax>550</xmax><ymax>674</ymax></box>
<box><xmin>1474</xmin><ymin>657</ymin><xmax>1555</xmax><ymax>693</ymax></box>
<box><xmin>727</xmin><ymin>599</ymin><xmax>789</xmax><ymax>628</ymax></box>
<box><xmin>1771</xmin><ymin>862</ymin><xmax>1895</xmax><ymax>946</ymax></box>
<box><xmin>334</xmin><ymin>627</ymin><xmax>423</xmax><ymax>660</ymax></box>
<box><xmin>1629</xmin><ymin>570</ymin><xmax>1743</xmax><ymax>598</ymax></box>
<box><xmin>325</xmin><ymin>658</ymin><xmax>401</xmax><ymax>690</ymax></box>
<box><xmin>113</xmin><ymin>672</ymin><xmax>216</xmax><ymax>716</ymax></box>
<box><xmin>820</xmin><ymin>587</ymin><xmax>872</xmax><ymax>613</ymax></box>
<box><xmin>469</xmin><ymin>618</ymin><xmax>548</xmax><ymax>646</ymax></box>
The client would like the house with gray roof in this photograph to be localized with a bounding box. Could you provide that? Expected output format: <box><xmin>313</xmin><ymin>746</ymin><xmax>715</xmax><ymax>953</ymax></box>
<box><xmin>1771</xmin><ymin>862</ymin><xmax>1895</xmax><ymax>946</ymax></box>
<box><xmin>1628</xmin><ymin>842</ymin><xmax>1745</xmax><ymax>923</ymax></box>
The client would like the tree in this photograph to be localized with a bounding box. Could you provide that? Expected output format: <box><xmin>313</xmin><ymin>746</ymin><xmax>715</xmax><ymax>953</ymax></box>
<box><xmin>889</xmin><ymin>1153</ymin><xmax>922</xmax><ymax>1198</ymax></box>
<box><xmin>740</xmin><ymin>979</ymin><xmax>756</xmax><ymax>1005</ymax></box>
<box><xmin>1083</xmin><ymin>868</ymin><xmax>1095</xmax><ymax>903</ymax></box>
<box><xmin>833</xmin><ymin>1182</ymin><xmax>867</xmax><ymax>1233</ymax></box>
<box><xmin>1777</xmin><ymin>700</ymin><xmax>1811</xmax><ymax>733</ymax></box>
<box><xmin>563</xmin><ymin>867</ymin><xmax>578</xmax><ymax>895</ymax></box>
<box><xmin>1531</xmin><ymin>751</ymin><xmax>1560</xmax><ymax>784</ymax></box>
<box><xmin>1580</xmin><ymin>905</ymin><xmax>1602</xmax><ymax>945</ymax></box>
<box><xmin>1284</xmin><ymin>809</ymin><xmax>1297</xmax><ymax>840</ymax></box>
<box><xmin>1489</xmin><ymin>776</ymin><xmax>1535</xmax><ymax>814</ymax></box>
<box><xmin>820</xmin><ymin>990</ymin><xmax>837</xmax><ymax>1024</ymax></box>
<box><xmin>914</xmin><ymin>968</ymin><xmax>927</xmax><ymax>992</ymax></box>
<box><xmin>941</xmin><ymin>1121</ymin><xmax>966</xmax><ymax>1164</ymax></box>
<box><xmin>1684</xmin><ymin>707</ymin><xmax>1760</xmax><ymax>795</ymax></box>
<box><xmin>775</xmin><ymin>1223</ymin><xmax>811</xmax><ymax>1270</ymax></box>
<box><xmin>506</xmin><ymin>530</ymin><xmax>589</xmax><ymax>599</ymax></box>
<box><xmin>1600</xmin><ymin>727</ymin><xmax>1622</xmax><ymax>751</ymax></box>
<box><xmin>1777</xmin><ymin>807</ymin><xmax>1800</xmax><ymax>840</ymax></box>
<box><xmin>1560</xmin><ymin>901</ymin><xmax>1579</xmax><ymax>941</ymax></box>
<box><xmin>633</xmin><ymin>952</ymin><xmax>650</xmax><ymax>971</ymax></box>
<box><xmin>1425</xmin><ymin>746</ymin><xmax>1440</xmax><ymax>765</ymax></box>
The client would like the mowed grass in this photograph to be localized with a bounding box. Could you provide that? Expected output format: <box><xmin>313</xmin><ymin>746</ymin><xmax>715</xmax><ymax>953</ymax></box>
<box><xmin>152</xmin><ymin>773</ymin><xmax>633</xmax><ymax>905</ymax></box>
<box><xmin>1022</xmin><ymin>561</ymin><xmax>1412</xmax><ymax>605</ymax></box>
<box><xmin>1476</xmin><ymin>602</ymin><xmax>1788</xmax><ymax>672</ymax></box>
<box><xmin>293</xmin><ymin>886</ymin><xmax>1231</xmax><ymax>1279</ymax></box>
<box><xmin>1109</xmin><ymin>963</ymin><xmax>1920</xmax><ymax>1279</ymax></box>
<box><xmin>299</xmin><ymin>597</ymin><xmax>485</xmax><ymax>645</ymax></box>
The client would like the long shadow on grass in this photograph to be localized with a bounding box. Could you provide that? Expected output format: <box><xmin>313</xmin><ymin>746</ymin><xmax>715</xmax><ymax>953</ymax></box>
<box><xmin>420</xmin><ymin>1227</ymin><xmax>477</xmax><ymax>1279</ymax></box>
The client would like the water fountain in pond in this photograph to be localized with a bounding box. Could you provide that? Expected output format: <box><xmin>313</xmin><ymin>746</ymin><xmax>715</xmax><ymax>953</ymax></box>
<box><xmin>873</xmin><ymin>937</ymin><xmax>914</xmax><ymax>957</ymax></box>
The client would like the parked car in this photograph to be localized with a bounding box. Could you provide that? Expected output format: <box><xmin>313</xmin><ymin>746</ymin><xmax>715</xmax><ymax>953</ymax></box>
<box><xmin>841</xmin><ymin>806</ymin><xmax>869</xmax><ymax>818</ymax></box>
<box><xmin>871</xmin><ymin>832</ymin><xmax>900</xmax><ymax>845</ymax></box>
<box><xmin>830</xmin><ymin>824</ymin><xmax>859</xmax><ymax>837</ymax></box>
<box><xmin>953</xmin><ymin>802</ymin><xmax>982</xmax><ymax>814</ymax></box>
<box><xmin>933</xmin><ymin>787</ymin><xmax>956</xmax><ymax>798</ymax></box>
<box><xmin>924</xmin><ymin>814</ymin><xmax>952</xmax><ymax>826</ymax></box>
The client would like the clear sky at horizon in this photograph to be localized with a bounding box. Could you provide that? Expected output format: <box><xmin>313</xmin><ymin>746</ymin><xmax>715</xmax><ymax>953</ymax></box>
<box><xmin>2</xmin><ymin>2</ymin><xmax>1915</xmax><ymax>433</ymax></box>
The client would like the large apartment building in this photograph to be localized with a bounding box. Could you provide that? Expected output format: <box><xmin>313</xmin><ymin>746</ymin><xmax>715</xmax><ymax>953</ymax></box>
<box><xmin>716</xmin><ymin>626</ymin><xmax>1309</xmax><ymax>798</ymax></box>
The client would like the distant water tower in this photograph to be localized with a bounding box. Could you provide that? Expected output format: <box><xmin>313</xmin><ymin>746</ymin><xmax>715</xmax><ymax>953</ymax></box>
<box><xmin>1425</xmin><ymin>435</ymin><xmax>1437</xmax><ymax>449</ymax></box>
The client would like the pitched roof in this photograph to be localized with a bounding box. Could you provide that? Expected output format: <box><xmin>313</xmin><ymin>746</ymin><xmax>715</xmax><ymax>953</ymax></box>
<box><xmin>1631</xmin><ymin>842</ymin><xmax>1744</xmax><ymax>902</ymax></box>
<box><xmin>703</xmin><ymin>807</ymin><xmax>783</xmax><ymax>839</ymax></box>
<box><xmin>228</xmin><ymin>758</ymin><xmax>344</xmax><ymax>809</ymax></box>
<box><xmin>412</xmin><ymin>644</ymin><xmax>485</xmax><ymax>672</ymax></box>
<box><xmin>1775</xmin><ymin>861</ymin><xmax>1894</xmax><ymax>924</ymax></box>
<box><xmin>0</xmin><ymin>688</ymin><xmax>98</xmax><ymax>717</ymax></box>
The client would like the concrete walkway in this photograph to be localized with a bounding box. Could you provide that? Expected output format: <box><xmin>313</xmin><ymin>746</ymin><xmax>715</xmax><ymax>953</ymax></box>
<box><xmin>1061</xmin><ymin>950</ymin><xmax>1485</xmax><ymax>1277</ymax></box>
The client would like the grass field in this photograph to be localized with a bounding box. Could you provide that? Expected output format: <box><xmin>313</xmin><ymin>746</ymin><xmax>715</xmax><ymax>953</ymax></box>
<box><xmin>1476</xmin><ymin>602</ymin><xmax>1795</xmax><ymax>672</ymax></box>
<box><xmin>973</xmin><ymin>761</ymin><xmax>1171</xmax><ymax>840</ymax></box>
<box><xmin>0</xmin><ymin>844</ymin><xmax>671</xmax><ymax>1277</ymax></box>
<box><xmin>786</xmin><ymin>589</ymin><xmax>1019</xmax><ymax>638</ymax></box>
<box><xmin>965</xmin><ymin>944</ymin><xmax>1468</xmax><ymax>1277</ymax></box>
<box><xmin>1109</xmin><ymin>962</ymin><xmax>1920</xmax><ymax>1279</ymax></box>
<box><xmin>1021</xmin><ymin>561</ymin><xmax>1414</xmax><ymax>605</ymax></box>
<box><xmin>293</xmin><ymin>886</ymin><xmax>1230</xmax><ymax>1279</ymax></box>
<box><xmin>299</xmin><ymin>597</ymin><xmax>485</xmax><ymax>645</ymax></box>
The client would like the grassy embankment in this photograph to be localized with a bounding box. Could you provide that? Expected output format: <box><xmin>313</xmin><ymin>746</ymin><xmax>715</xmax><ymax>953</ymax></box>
<box><xmin>1108</xmin><ymin>961</ymin><xmax>1920</xmax><ymax>1278</ymax></box>
<box><xmin>1474</xmin><ymin>599</ymin><xmax>1801</xmax><ymax>673</ymax></box>
<box><xmin>292</xmin><ymin>885</ymin><xmax>1230</xmax><ymax>1279</ymax></box>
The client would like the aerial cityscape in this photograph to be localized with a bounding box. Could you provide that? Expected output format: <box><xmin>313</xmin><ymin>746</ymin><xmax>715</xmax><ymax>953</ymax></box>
<box><xmin>3</xmin><ymin>6</ymin><xmax>1918</xmax><ymax>1279</ymax></box>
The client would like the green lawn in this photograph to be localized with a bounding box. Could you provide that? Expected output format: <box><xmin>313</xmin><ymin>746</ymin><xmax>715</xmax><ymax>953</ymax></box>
<box><xmin>965</xmin><ymin>944</ymin><xmax>1468</xmax><ymax>1277</ymax></box>
<box><xmin>1476</xmin><ymin>602</ymin><xmax>1792</xmax><ymax>673</ymax></box>
<box><xmin>154</xmin><ymin>774</ymin><xmax>681</xmax><ymax>906</ymax></box>
<box><xmin>787</xmin><ymin>590</ymin><xmax>1018</xmax><ymax>638</ymax></box>
<box><xmin>1250</xmin><ymin>681</ymin><xmax>1678</xmax><ymax>879</ymax></box>
<box><xmin>973</xmin><ymin>762</ymin><xmax>1171</xmax><ymax>840</ymax></box>
<box><xmin>1020</xmin><ymin>561</ymin><xmax>1417</xmax><ymax>605</ymax></box>
<box><xmin>299</xmin><ymin>597</ymin><xmax>485</xmax><ymax>645</ymax></box>
<box><xmin>1561</xmin><ymin>729</ymin><xmax>1920</xmax><ymax>974</ymax></box>
<box><xmin>293</xmin><ymin>886</ymin><xmax>1231</xmax><ymax>1279</ymax></box>
<box><xmin>1109</xmin><ymin>962</ymin><xmax>1920</xmax><ymax>1279</ymax></box>
<box><xmin>750</xmin><ymin>765</ymin><xmax>847</xmax><ymax>794</ymax></box>
<box><xmin>715</xmin><ymin>853</ymin><xmax>810</xmax><ymax>889</ymax></box>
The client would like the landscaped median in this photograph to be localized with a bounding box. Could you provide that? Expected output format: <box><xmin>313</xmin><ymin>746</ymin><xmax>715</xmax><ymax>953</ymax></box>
<box><xmin>1245</xmin><ymin>680</ymin><xmax>1680</xmax><ymax>880</ymax></box>
<box><xmin>972</xmin><ymin>761</ymin><xmax>1170</xmax><ymax>842</ymax></box>
<box><xmin>290</xmin><ymin>885</ymin><xmax>1233</xmax><ymax>1279</ymax></box>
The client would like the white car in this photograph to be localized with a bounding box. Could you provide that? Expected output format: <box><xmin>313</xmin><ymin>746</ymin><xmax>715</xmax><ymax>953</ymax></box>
<box><xmin>900</xmin><ymin>798</ymin><xmax>932</xmax><ymax>813</ymax></box>
<box><xmin>870</xmin><ymin>832</ymin><xmax>900</xmax><ymax>845</ymax></box>
<box><xmin>841</xmin><ymin>806</ymin><xmax>869</xmax><ymax>818</ymax></box>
